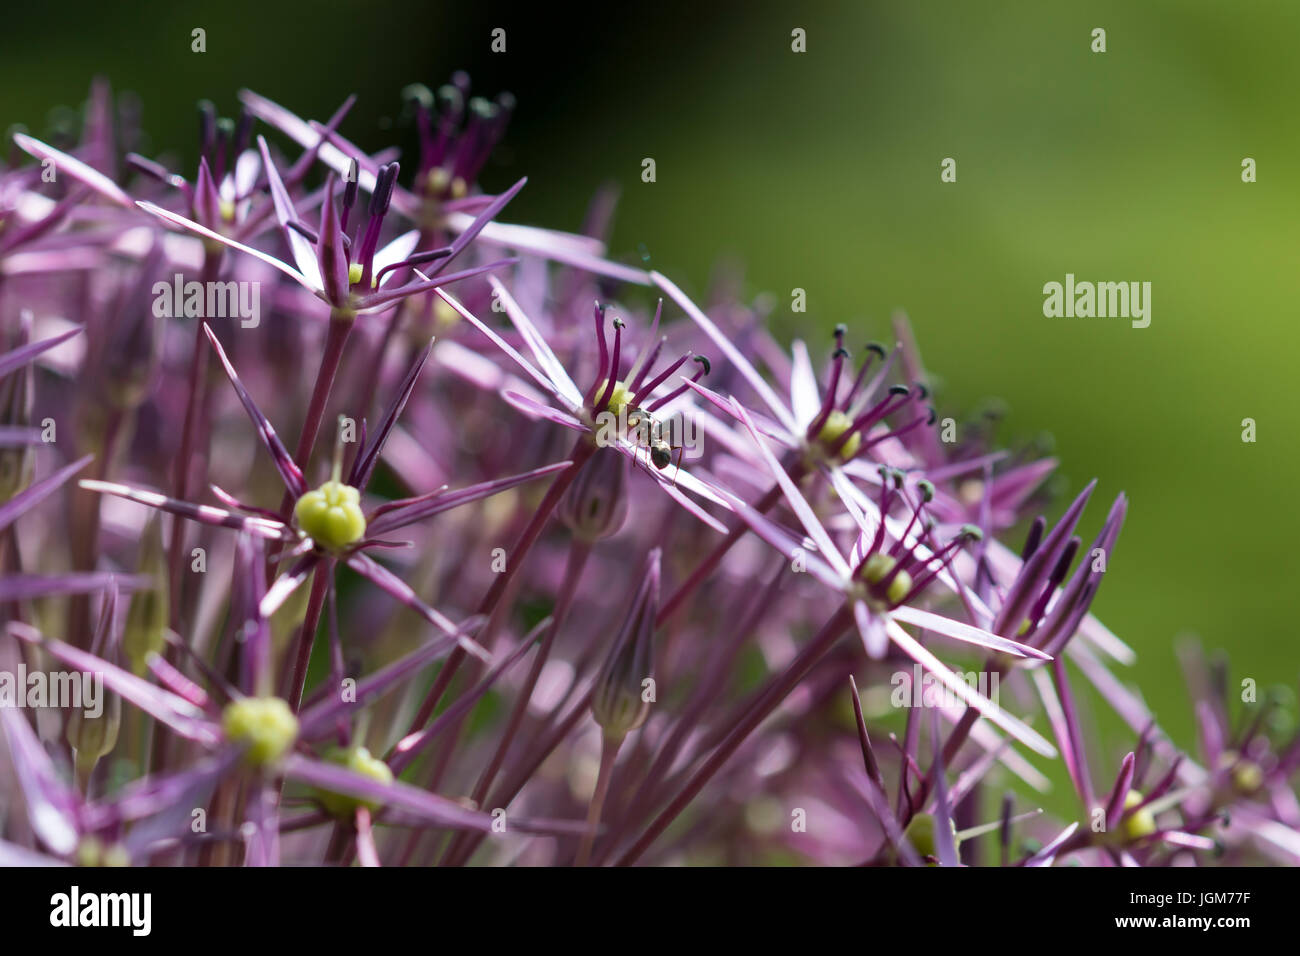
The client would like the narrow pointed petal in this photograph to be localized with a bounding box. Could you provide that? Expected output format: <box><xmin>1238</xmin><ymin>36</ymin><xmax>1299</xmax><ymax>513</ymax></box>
<box><xmin>884</xmin><ymin>618</ymin><xmax>1057</xmax><ymax>758</ymax></box>
<box><xmin>204</xmin><ymin>325</ymin><xmax>307</xmax><ymax>496</ymax></box>
<box><xmin>0</xmin><ymin>572</ymin><xmax>147</xmax><ymax>603</ymax></box>
<box><xmin>369</xmin><ymin>460</ymin><xmax>572</xmax><ymax>536</ymax></box>
<box><xmin>351</xmin><ymin>344</ymin><xmax>433</xmax><ymax>491</ymax></box>
<box><xmin>0</xmin><ymin>709</ymin><xmax>80</xmax><ymax>855</ymax></box>
<box><xmin>435</xmin><ymin>290</ymin><xmax>568</xmax><ymax>402</ymax></box>
<box><xmin>732</xmin><ymin>397</ymin><xmax>851</xmax><ymax>578</ymax></box>
<box><xmin>711</xmin><ymin>481</ymin><xmax>847</xmax><ymax>591</ymax></box>
<box><xmin>0</xmin><ymin>454</ymin><xmax>93</xmax><ymax>534</ymax></box>
<box><xmin>9</xmin><ymin>625</ymin><xmax>219</xmax><ymax>744</ymax></box>
<box><xmin>891</xmin><ymin>605</ymin><xmax>1051</xmax><ymax>660</ymax></box>
<box><xmin>256</xmin><ymin>136</ymin><xmax>324</xmax><ymax>289</ymax></box>
<box><xmin>499</xmin><ymin>389</ymin><xmax>586</xmax><ymax>430</ymax></box>
<box><xmin>283</xmin><ymin>754</ymin><xmax>493</xmax><ymax>832</ymax></box>
<box><xmin>345</xmin><ymin>552</ymin><xmax>489</xmax><ymax>661</ymax></box>
<box><xmin>136</xmin><ymin>201</ymin><xmax>312</xmax><ymax>288</ymax></box>
<box><xmin>652</xmin><ymin>270</ymin><xmax>800</xmax><ymax>435</ymax></box>
<box><xmin>371</xmin><ymin>230</ymin><xmax>421</xmax><ymax>285</ymax></box>
<box><xmin>1025</xmin><ymin>822</ymin><xmax>1078</xmax><ymax>867</ymax></box>
<box><xmin>259</xmin><ymin>554</ymin><xmax>321</xmax><ymax>619</ymax></box>
<box><xmin>12</xmin><ymin>134</ymin><xmax>132</xmax><ymax>207</ymax></box>
<box><xmin>388</xmin><ymin>621</ymin><xmax>550</xmax><ymax>773</ymax></box>
<box><xmin>1104</xmin><ymin>752</ymin><xmax>1137</xmax><ymax>829</ymax></box>
<box><xmin>431</xmin><ymin>177</ymin><xmax>526</xmax><ymax>274</ymax></box>
<box><xmin>929</xmin><ymin>712</ymin><xmax>960</xmax><ymax>867</ymax></box>
<box><xmin>299</xmin><ymin>616</ymin><xmax>486</xmax><ymax>736</ymax></box>
<box><xmin>489</xmin><ymin>277</ymin><xmax>584</xmax><ymax>408</ymax></box>
<box><xmin>0</xmin><ymin>326</ymin><xmax>83</xmax><ymax>381</ymax></box>
<box><xmin>789</xmin><ymin>340</ymin><xmax>822</xmax><ymax>430</ymax></box>
<box><xmin>357</xmin><ymin>259</ymin><xmax>516</xmax><ymax>313</ymax></box>
<box><xmin>316</xmin><ymin>173</ymin><xmax>349</xmax><ymax>303</ymax></box>
<box><xmin>79</xmin><ymin>478</ymin><xmax>290</xmax><ymax>540</ymax></box>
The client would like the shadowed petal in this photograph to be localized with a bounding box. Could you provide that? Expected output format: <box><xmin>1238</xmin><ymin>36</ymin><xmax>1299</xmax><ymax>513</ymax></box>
<box><xmin>369</xmin><ymin>460</ymin><xmax>572</xmax><ymax>536</ymax></box>
<box><xmin>0</xmin><ymin>454</ymin><xmax>93</xmax><ymax>533</ymax></box>
<box><xmin>350</xmin><ymin>343</ymin><xmax>433</xmax><ymax>491</ymax></box>
<box><xmin>388</xmin><ymin>620</ymin><xmax>547</xmax><ymax>773</ymax></box>
<box><xmin>203</xmin><ymin>325</ymin><xmax>307</xmax><ymax>497</ymax></box>
<box><xmin>345</xmin><ymin>552</ymin><xmax>489</xmax><ymax>661</ymax></box>
<box><xmin>298</xmin><ymin>615</ymin><xmax>487</xmax><ymax>736</ymax></box>
<box><xmin>357</xmin><ymin>259</ymin><xmax>516</xmax><ymax>313</ymax></box>
<box><xmin>0</xmin><ymin>326</ymin><xmax>83</xmax><ymax>380</ymax></box>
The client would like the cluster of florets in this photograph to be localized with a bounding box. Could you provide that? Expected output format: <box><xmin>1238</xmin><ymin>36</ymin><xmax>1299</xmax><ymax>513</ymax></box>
<box><xmin>0</xmin><ymin>78</ymin><xmax>1293</xmax><ymax>870</ymax></box>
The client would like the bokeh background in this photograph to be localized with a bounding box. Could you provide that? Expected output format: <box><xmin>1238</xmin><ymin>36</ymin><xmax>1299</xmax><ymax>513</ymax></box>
<box><xmin>4</xmin><ymin>0</ymin><xmax>1296</xmax><ymax>813</ymax></box>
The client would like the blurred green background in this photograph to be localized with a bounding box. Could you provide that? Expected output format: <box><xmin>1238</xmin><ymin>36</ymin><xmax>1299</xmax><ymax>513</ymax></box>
<box><xmin>4</xmin><ymin>1</ymin><xmax>1296</xmax><ymax>806</ymax></box>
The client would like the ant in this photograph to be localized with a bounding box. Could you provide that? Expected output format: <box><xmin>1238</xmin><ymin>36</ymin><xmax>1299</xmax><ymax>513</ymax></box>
<box><xmin>625</xmin><ymin>405</ymin><xmax>686</xmax><ymax>483</ymax></box>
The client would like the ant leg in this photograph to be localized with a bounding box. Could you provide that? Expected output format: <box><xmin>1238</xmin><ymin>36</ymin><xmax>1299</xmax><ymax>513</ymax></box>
<box><xmin>671</xmin><ymin>444</ymin><xmax>684</xmax><ymax>486</ymax></box>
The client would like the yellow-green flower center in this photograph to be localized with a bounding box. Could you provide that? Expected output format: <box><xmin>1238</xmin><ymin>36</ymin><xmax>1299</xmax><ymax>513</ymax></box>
<box><xmin>76</xmin><ymin>836</ymin><xmax>130</xmax><ymax>868</ymax></box>
<box><xmin>595</xmin><ymin>379</ymin><xmax>634</xmax><ymax>418</ymax></box>
<box><xmin>222</xmin><ymin>696</ymin><xmax>298</xmax><ymax>767</ymax></box>
<box><xmin>815</xmin><ymin>409</ymin><xmax>861</xmax><ymax>461</ymax></box>
<box><xmin>219</xmin><ymin>198</ymin><xmax>236</xmax><ymax>223</ymax></box>
<box><xmin>316</xmin><ymin>745</ymin><xmax>395</xmax><ymax>818</ymax></box>
<box><xmin>1122</xmin><ymin>790</ymin><xmax>1157</xmax><ymax>841</ymax></box>
<box><xmin>294</xmin><ymin>480</ymin><xmax>366</xmax><ymax>552</ymax></box>
<box><xmin>863</xmin><ymin>553</ymin><xmax>912</xmax><ymax>606</ymax></box>
<box><xmin>1218</xmin><ymin>750</ymin><xmax>1265</xmax><ymax>794</ymax></box>
<box><xmin>347</xmin><ymin>262</ymin><xmax>364</xmax><ymax>287</ymax></box>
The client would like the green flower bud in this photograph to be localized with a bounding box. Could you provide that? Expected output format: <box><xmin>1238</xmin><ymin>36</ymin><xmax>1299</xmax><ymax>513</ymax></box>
<box><xmin>294</xmin><ymin>480</ymin><xmax>366</xmax><ymax>552</ymax></box>
<box><xmin>123</xmin><ymin>515</ymin><xmax>169</xmax><ymax>675</ymax></box>
<box><xmin>222</xmin><ymin>696</ymin><xmax>298</xmax><ymax>767</ymax></box>
<box><xmin>814</xmin><ymin>409</ymin><xmax>861</xmax><ymax>461</ymax></box>
<box><xmin>315</xmin><ymin>745</ymin><xmax>395</xmax><ymax>818</ymax></box>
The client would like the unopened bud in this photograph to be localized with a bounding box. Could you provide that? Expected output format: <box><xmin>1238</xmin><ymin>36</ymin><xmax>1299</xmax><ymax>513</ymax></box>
<box><xmin>66</xmin><ymin>691</ymin><xmax>121</xmax><ymax>776</ymax></box>
<box><xmin>592</xmin><ymin>549</ymin><xmax>659</xmax><ymax>741</ymax></box>
<box><xmin>558</xmin><ymin>447</ymin><xmax>629</xmax><ymax>542</ymax></box>
<box><xmin>122</xmin><ymin>515</ymin><xmax>169</xmax><ymax>675</ymax></box>
<box><xmin>0</xmin><ymin>350</ymin><xmax>34</xmax><ymax>501</ymax></box>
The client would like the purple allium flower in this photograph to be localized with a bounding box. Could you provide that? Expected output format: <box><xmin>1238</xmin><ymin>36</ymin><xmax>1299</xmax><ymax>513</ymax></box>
<box><xmin>0</xmin><ymin>77</ymin><xmax>1292</xmax><ymax>873</ymax></box>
